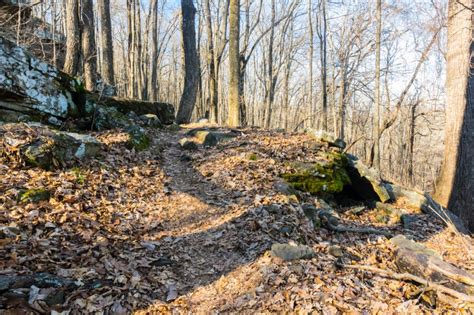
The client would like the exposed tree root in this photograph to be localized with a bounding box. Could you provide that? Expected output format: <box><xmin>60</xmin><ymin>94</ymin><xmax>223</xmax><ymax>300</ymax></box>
<box><xmin>343</xmin><ymin>264</ymin><xmax>474</xmax><ymax>303</ymax></box>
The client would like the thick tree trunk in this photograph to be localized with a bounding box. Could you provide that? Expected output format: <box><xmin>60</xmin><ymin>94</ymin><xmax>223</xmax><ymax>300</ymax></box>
<box><xmin>227</xmin><ymin>0</ymin><xmax>240</xmax><ymax>127</ymax></box>
<box><xmin>176</xmin><ymin>0</ymin><xmax>199</xmax><ymax>124</ymax></box>
<box><xmin>81</xmin><ymin>0</ymin><xmax>97</xmax><ymax>91</ymax></box>
<box><xmin>97</xmin><ymin>0</ymin><xmax>114</xmax><ymax>86</ymax></box>
<box><xmin>63</xmin><ymin>0</ymin><xmax>80</xmax><ymax>76</ymax></box>
<box><xmin>435</xmin><ymin>0</ymin><xmax>474</xmax><ymax>232</ymax></box>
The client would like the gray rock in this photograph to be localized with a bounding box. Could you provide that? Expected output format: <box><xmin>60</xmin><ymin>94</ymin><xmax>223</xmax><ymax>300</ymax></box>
<box><xmin>308</xmin><ymin>129</ymin><xmax>346</xmax><ymax>149</ymax></box>
<box><xmin>194</xmin><ymin>131</ymin><xmax>218</xmax><ymax>147</ymax></box>
<box><xmin>140</xmin><ymin>114</ymin><xmax>163</xmax><ymax>128</ymax></box>
<box><xmin>93</xmin><ymin>105</ymin><xmax>132</xmax><ymax>130</ymax></box>
<box><xmin>271</xmin><ymin>243</ymin><xmax>316</xmax><ymax>261</ymax></box>
<box><xmin>179</xmin><ymin>138</ymin><xmax>198</xmax><ymax>150</ymax></box>
<box><xmin>0</xmin><ymin>36</ymin><xmax>79</xmax><ymax>119</ymax></box>
<box><xmin>126</xmin><ymin>125</ymin><xmax>150</xmax><ymax>151</ymax></box>
<box><xmin>400</xmin><ymin>214</ymin><xmax>419</xmax><ymax>229</ymax></box>
<box><xmin>2</xmin><ymin>124</ymin><xmax>101</xmax><ymax>169</ymax></box>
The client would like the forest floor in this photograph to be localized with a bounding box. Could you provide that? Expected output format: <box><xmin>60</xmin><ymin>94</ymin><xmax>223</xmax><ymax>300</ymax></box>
<box><xmin>1</xmin><ymin>125</ymin><xmax>473</xmax><ymax>314</ymax></box>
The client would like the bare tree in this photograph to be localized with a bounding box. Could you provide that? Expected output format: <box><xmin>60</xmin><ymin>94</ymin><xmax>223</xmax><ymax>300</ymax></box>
<box><xmin>63</xmin><ymin>0</ymin><xmax>80</xmax><ymax>76</ymax></box>
<box><xmin>435</xmin><ymin>0</ymin><xmax>474</xmax><ymax>232</ymax></box>
<box><xmin>228</xmin><ymin>0</ymin><xmax>241</xmax><ymax>127</ymax></box>
<box><xmin>177</xmin><ymin>0</ymin><xmax>199</xmax><ymax>123</ymax></box>
<box><xmin>373</xmin><ymin>0</ymin><xmax>382</xmax><ymax>169</ymax></box>
<box><xmin>81</xmin><ymin>0</ymin><xmax>97</xmax><ymax>90</ymax></box>
<box><xmin>97</xmin><ymin>0</ymin><xmax>114</xmax><ymax>86</ymax></box>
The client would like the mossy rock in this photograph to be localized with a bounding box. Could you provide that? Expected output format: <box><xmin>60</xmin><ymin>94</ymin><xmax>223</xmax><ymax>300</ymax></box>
<box><xmin>21</xmin><ymin>137</ymin><xmax>56</xmax><ymax>170</ymax></box>
<box><xmin>126</xmin><ymin>125</ymin><xmax>150</xmax><ymax>151</ymax></box>
<box><xmin>282</xmin><ymin>152</ymin><xmax>351</xmax><ymax>194</ymax></box>
<box><xmin>18</xmin><ymin>188</ymin><xmax>51</xmax><ymax>203</ymax></box>
<box><xmin>195</xmin><ymin>131</ymin><xmax>218</xmax><ymax>147</ymax></box>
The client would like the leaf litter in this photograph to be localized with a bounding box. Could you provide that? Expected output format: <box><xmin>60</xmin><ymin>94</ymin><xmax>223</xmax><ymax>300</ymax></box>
<box><xmin>0</xmin><ymin>124</ymin><xmax>472</xmax><ymax>314</ymax></box>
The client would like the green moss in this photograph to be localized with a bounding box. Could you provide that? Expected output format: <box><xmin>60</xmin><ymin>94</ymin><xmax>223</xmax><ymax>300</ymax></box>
<box><xmin>72</xmin><ymin>167</ymin><xmax>86</xmax><ymax>185</ymax></box>
<box><xmin>126</xmin><ymin>126</ymin><xmax>150</xmax><ymax>151</ymax></box>
<box><xmin>248</xmin><ymin>153</ymin><xmax>258</xmax><ymax>161</ymax></box>
<box><xmin>281</xmin><ymin>152</ymin><xmax>351</xmax><ymax>195</ymax></box>
<box><xmin>18</xmin><ymin>188</ymin><xmax>50</xmax><ymax>203</ymax></box>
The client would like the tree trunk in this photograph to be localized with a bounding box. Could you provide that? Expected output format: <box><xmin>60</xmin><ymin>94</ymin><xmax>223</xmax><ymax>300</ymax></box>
<box><xmin>203</xmin><ymin>0</ymin><xmax>218</xmax><ymax>123</ymax></box>
<box><xmin>435</xmin><ymin>0</ymin><xmax>474</xmax><ymax>232</ymax></box>
<box><xmin>228</xmin><ymin>0</ymin><xmax>241</xmax><ymax>127</ymax></box>
<box><xmin>149</xmin><ymin>0</ymin><xmax>159</xmax><ymax>101</ymax></box>
<box><xmin>97</xmin><ymin>0</ymin><xmax>114</xmax><ymax>86</ymax></box>
<box><xmin>318</xmin><ymin>0</ymin><xmax>328</xmax><ymax>130</ymax></box>
<box><xmin>308</xmin><ymin>0</ymin><xmax>314</xmax><ymax>127</ymax></box>
<box><xmin>176</xmin><ymin>0</ymin><xmax>199</xmax><ymax>124</ymax></box>
<box><xmin>373</xmin><ymin>0</ymin><xmax>382</xmax><ymax>170</ymax></box>
<box><xmin>263</xmin><ymin>0</ymin><xmax>275</xmax><ymax>129</ymax></box>
<box><xmin>63</xmin><ymin>0</ymin><xmax>80</xmax><ymax>76</ymax></box>
<box><xmin>81</xmin><ymin>0</ymin><xmax>97</xmax><ymax>91</ymax></box>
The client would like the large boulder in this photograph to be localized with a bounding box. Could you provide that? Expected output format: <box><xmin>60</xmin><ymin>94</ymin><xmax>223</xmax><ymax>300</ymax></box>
<box><xmin>0</xmin><ymin>36</ymin><xmax>175</xmax><ymax>128</ymax></box>
<box><xmin>0</xmin><ymin>36</ymin><xmax>80</xmax><ymax>119</ymax></box>
<box><xmin>346</xmin><ymin>154</ymin><xmax>390</xmax><ymax>202</ymax></box>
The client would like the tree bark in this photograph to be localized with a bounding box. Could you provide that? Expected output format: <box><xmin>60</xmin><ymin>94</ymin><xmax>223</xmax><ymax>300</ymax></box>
<box><xmin>435</xmin><ymin>0</ymin><xmax>474</xmax><ymax>232</ymax></box>
<box><xmin>63</xmin><ymin>0</ymin><xmax>81</xmax><ymax>76</ymax></box>
<box><xmin>317</xmin><ymin>0</ymin><xmax>328</xmax><ymax>130</ymax></box>
<box><xmin>97</xmin><ymin>0</ymin><xmax>114</xmax><ymax>86</ymax></box>
<box><xmin>81</xmin><ymin>0</ymin><xmax>97</xmax><ymax>91</ymax></box>
<box><xmin>228</xmin><ymin>0</ymin><xmax>241</xmax><ymax>127</ymax></box>
<box><xmin>176</xmin><ymin>0</ymin><xmax>199</xmax><ymax>124</ymax></box>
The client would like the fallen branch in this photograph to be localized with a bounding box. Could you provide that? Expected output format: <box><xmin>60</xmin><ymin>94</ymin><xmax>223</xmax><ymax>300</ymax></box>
<box><xmin>343</xmin><ymin>264</ymin><xmax>474</xmax><ymax>303</ymax></box>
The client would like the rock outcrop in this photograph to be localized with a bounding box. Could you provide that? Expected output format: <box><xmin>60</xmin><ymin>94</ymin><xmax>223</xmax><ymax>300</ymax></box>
<box><xmin>0</xmin><ymin>36</ymin><xmax>175</xmax><ymax>128</ymax></box>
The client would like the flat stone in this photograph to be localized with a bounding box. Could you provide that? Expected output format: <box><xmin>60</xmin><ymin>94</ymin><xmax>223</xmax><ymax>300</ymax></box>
<box><xmin>271</xmin><ymin>243</ymin><xmax>316</xmax><ymax>261</ymax></box>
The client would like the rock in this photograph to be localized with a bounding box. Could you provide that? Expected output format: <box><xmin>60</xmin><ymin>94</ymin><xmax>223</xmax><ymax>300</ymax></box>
<box><xmin>328</xmin><ymin>245</ymin><xmax>344</xmax><ymax>258</ymax></box>
<box><xmin>194</xmin><ymin>131</ymin><xmax>218</xmax><ymax>147</ymax></box>
<box><xmin>0</xmin><ymin>109</ymin><xmax>33</xmax><ymax>123</ymax></box>
<box><xmin>140</xmin><ymin>114</ymin><xmax>162</xmax><ymax>128</ymax></box>
<box><xmin>308</xmin><ymin>129</ymin><xmax>346</xmax><ymax>149</ymax></box>
<box><xmin>18</xmin><ymin>188</ymin><xmax>50</xmax><ymax>203</ymax></box>
<box><xmin>282</xmin><ymin>152</ymin><xmax>351</xmax><ymax>194</ymax></box>
<box><xmin>346</xmin><ymin>154</ymin><xmax>390</xmax><ymax>202</ymax></box>
<box><xmin>93</xmin><ymin>105</ymin><xmax>132</xmax><ymax>131</ymax></box>
<box><xmin>384</xmin><ymin>183</ymin><xmax>469</xmax><ymax>234</ymax></box>
<box><xmin>390</xmin><ymin>235</ymin><xmax>474</xmax><ymax>294</ymax></box>
<box><xmin>0</xmin><ymin>36</ymin><xmax>175</xmax><ymax>129</ymax></box>
<box><xmin>1</xmin><ymin>123</ymin><xmax>101</xmax><ymax>169</ymax></box>
<box><xmin>273</xmin><ymin>180</ymin><xmax>298</xmax><ymax>195</ymax></box>
<box><xmin>178</xmin><ymin>138</ymin><xmax>198</xmax><ymax>150</ymax></box>
<box><xmin>100</xmin><ymin>97</ymin><xmax>175</xmax><ymax>125</ymax></box>
<box><xmin>271</xmin><ymin>243</ymin><xmax>316</xmax><ymax>261</ymax></box>
<box><xmin>400</xmin><ymin>214</ymin><xmax>419</xmax><ymax>229</ymax></box>
<box><xmin>126</xmin><ymin>125</ymin><xmax>150</xmax><ymax>151</ymax></box>
<box><xmin>0</xmin><ymin>36</ymin><xmax>80</xmax><ymax>119</ymax></box>
<box><xmin>186</xmin><ymin>128</ymin><xmax>241</xmax><ymax>146</ymax></box>
<box><xmin>0</xmin><ymin>226</ymin><xmax>21</xmax><ymax>238</ymax></box>
<box><xmin>53</xmin><ymin>132</ymin><xmax>101</xmax><ymax>160</ymax></box>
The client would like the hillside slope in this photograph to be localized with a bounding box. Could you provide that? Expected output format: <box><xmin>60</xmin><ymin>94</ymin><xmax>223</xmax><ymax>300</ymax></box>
<box><xmin>1</xmin><ymin>124</ymin><xmax>472</xmax><ymax>313</ymax></box>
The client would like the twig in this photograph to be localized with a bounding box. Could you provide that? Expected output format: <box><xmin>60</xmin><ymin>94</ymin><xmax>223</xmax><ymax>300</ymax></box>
<box><xmin>343</xmin><ymin>264</ymin><xmax>474</xmax><ymax>302</ymax></box>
